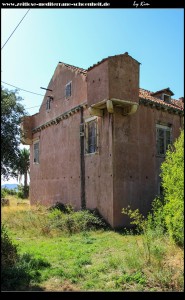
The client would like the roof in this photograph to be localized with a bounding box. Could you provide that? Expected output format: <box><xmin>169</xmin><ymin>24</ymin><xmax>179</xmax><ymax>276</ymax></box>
<box><xmin>151</xmin><ymin>87</ymin><xmax>174</xmax><ymax>96</ymax></box>
<box><xmin>139</xmin><ymin>88</ymin><xmax>183</xmax><ymax>111</ymax></box>
<box><xmin>87</xmin><ymin>52</ymin><xmax>141</xmax><ymax>71</ymax></box>
<box><xmin>58</xmin><ymin>61</ymin><xmax>87</xmax><ymax>76</ymax></box>
<box><xmin>57</xmin><ymin>58</ymin><xmax>183</xmax><ymax>112</ymax></box>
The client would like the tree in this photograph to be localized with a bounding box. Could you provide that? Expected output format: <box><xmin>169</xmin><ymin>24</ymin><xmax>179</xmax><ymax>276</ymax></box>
<box><xmin>15</xmin><ymin>148</ymin><xmax>30</xmax><ymax>199</ymax></box>
<box><xmin>1</xmin><ymin>87</ymin><xmax>26</xmax><ymax>179</ymax></box>
<box><xmin>161</xmin><ymin>130</ymin><xmax>184</xmax><ymax>245</ymax></box>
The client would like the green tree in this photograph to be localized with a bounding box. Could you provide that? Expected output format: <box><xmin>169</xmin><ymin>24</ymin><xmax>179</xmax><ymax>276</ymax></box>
<box><xmin>15</xmin><ymin>148</ymin><xmax>30</xmax><ymax>198</ymax></box>
<box><xmin>1</xmin><ymin>87</ymin><xmax>26</xmax><ymax>179</ymax></box>
<box><xmin>161</xmin><ymin>130</ymin><xmax>184</xmax><ymax>245</ymax></box>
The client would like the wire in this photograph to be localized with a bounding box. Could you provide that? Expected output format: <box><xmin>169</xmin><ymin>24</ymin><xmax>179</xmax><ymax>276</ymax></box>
<box><xmin>1</xmin><ymin>81</ymin><xmax>44</xmax><ymax>96</ymax></box>
<box><xmin>1</xmin><ymin>9</ymin><xmax>30</xmax><ymax>50</ymax></box>
<box><xmin>25</xmin><ymin>105</ymin><xmax>40</xmax><ymax>109</ymax></box>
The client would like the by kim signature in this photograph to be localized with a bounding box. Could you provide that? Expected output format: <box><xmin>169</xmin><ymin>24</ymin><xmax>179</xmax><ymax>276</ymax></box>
<box><xmin>133</xmin><ymin>1</ymin><xmax>150</xmax><ymax>7</ymax></box>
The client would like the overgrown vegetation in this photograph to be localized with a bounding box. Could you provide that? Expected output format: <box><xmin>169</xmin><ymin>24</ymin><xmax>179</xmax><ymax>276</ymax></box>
<box><xmin>1</xmin><ymin>86</ymin><xmax>27</xmax><ymax>179</ymax></box>
<box><xmin>1</xmin><ymin>185</ymin><xmax>30</xmax><ymax>200</ymax></box>
<box><xmin>161</xmin><ymin>130</ymin><xmax>184</xmax><ymax>245</ymax></box>
<box><xmin>1</xmin><ymin>224</ymin><xmax>50</xmax><ymax>291</ymax></box>
<box><xmin>122</xmin><ymin>198</ymin><xmax>166</xmax><ymax>266</ymax></box>
<box><xmin>1</xmin><ymin>197</ymin><xmax>183</xmax><ymax>291</ymax></box>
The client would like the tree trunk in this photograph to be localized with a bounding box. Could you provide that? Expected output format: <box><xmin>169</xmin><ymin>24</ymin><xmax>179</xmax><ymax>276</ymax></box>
<box><xmin>24</xmin><ymin>172</ymin><xmax>28</xmax><ymax>198</ymax></box>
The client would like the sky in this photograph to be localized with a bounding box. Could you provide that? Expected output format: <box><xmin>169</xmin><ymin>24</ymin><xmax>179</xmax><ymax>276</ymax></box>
<box><xmin>1</xmin><ymin>7</ymin><xmax>184</xmax><ymax>184</ymax></box>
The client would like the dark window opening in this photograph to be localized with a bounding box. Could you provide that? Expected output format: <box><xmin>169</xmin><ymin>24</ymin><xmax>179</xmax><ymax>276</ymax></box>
<box><xmin>34</xmin><ymin>141</ymin><xmax>39</xmax><ymax>163</ymax></box>
<box><xmin>46</xmin><ymin>97</ymin><xmax>52</xmax><ymax>110</ymax></box>
<box><xmin>163</xmin><ymin>94</ymin><xmax>171</xmax><ymax>103</ymax></box>
<box><xmin>65</xmin><ymin>82</ymin><xmax>72</xmax><ymax>98</ymax></box>
<box><xmin>86</xmin><ymin>119</ymin><xmax>98</xmax><ymax>154</ymax></box>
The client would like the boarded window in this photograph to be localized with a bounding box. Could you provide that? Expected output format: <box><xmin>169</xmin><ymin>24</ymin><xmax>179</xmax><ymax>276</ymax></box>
<box><xmin>156</xmin><ymin>124</ymin><xmax>172</xmax><ymax>156</ymax></box>
<box><xmin>65</xmin><ymin>82</ymin><xmax>72</xmax><ymax>98</ymax></box>
<box><xmin>85</xmin><ymin>118</ymin><xmax>98</xmax><ymax>154</ymax></box>
<box><xmin>34</xmin><ymin>141</ymin><xmax>39</xmax><ymax>163</ymax></box>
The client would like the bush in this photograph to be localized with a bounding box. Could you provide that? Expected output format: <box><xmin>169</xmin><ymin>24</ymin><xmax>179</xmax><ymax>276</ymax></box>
<box><xmin>17</xmin><ymin>185</ymin><xmax>29</xmax><ymax>199</ymax></box>
<box><xmin>1</xmin><ymin>224</ymin><xmax>18</xmax><ymax>269</ymax></box>
<box><xmin>1</xmin><ymin>224</ymin><xmax>49</xmax><ymax>291</ymax></box>
<box><xmin>122</xmin><ymin>200</ymin><xmax>166</xmax><ymax>265</ymax></box>
<box><xmin>48</xmin><ymin>201</ymin><xmax>73</xmax><ymax>213</ymax></box>
<box><xmin>48</xmin><ymin>208</ymin><xmax>107</xmax><ymax>234</ymax></box>
<box><xmin>1</xmin><ymin>224</ymin><xmax>31</xmax><ymax>291</ymax></box>
<box><xmin>161</xmin><ymin>130</ymin><xmax>184</xmax><ymax>246</ymax></box>
<box><xmin>1</xmin><ymin>188</ymin><xmax>7</xmax><ymax>198</ymax></box>
<box><xmin>1</xmin><ymin>187</ymin><xmax>17</xmax><ymax>197</ymax></box>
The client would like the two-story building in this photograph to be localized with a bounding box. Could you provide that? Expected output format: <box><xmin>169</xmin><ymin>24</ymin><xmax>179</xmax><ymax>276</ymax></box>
<box><xmin>21</xmin><ymin>52</ymin><xmax>184</xmax><ymax>227</ymax></box>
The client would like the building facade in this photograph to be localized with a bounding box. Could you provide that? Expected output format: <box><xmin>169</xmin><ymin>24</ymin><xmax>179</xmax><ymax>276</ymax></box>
<box><xmin>21</xmin><ymin>53</ymin><xmax>184</xmax><ymax>227</ymax></box>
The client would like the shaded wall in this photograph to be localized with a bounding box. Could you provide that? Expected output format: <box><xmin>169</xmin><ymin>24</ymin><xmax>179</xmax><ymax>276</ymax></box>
<box><xmin>112</xmin><ymin>105</ymin><xmax>183</xmax><ymax>227</ymax></box>
<box><xmin>85</xmin><ymin>110</ymin><xmax>114</xmax><ymax>226</ymax></box>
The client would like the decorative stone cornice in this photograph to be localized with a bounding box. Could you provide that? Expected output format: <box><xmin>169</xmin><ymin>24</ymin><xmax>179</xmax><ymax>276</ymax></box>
<box><xmin>32</xmin><ymin>102</ymin><xmax>87</xmax><ymax>133</ymax></box>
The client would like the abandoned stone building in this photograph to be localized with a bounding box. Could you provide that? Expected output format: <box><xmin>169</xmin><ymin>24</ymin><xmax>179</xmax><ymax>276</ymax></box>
<box><xmin>21</xmin><ymin>53</ymin><xmax>184</xmax><ymax>227</ymax></box>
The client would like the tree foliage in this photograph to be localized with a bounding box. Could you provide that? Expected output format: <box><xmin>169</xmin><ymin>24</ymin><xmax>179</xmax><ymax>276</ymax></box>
<box><xmin>14</xmin><ymin>148</ymin><xmax>30</xmax><ymax>198</ymax></box>
<box><xmin>1</xmin><ymin>87</ymin><xmax>26</xmax><ymax>179</ymax></box>
<box><xmin>161</xmin><ymin>130</ymin><xmax>184</xmax><ymax>245</ymax></box>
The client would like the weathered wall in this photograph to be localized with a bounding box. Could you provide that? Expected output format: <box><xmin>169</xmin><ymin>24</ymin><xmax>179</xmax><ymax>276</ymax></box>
<box><xmin>32</xmin><ymin>64</ymin><xmax>87</xmax><ymax>129</ymax></box>
<box><xmin>85</xmin><ymin>110</ymin><xmax>114</xmax><ymax>226</ymax></box>
<box><xmin>112</xmin><ymin>105</ymin><xmax>183</xmax><ymax>227</ymax></box>
<box><xmin>87</xmin><ymin>60</ymin><xmax>109</xmax><ymax>107</ymax></box>
<box><xmin>109</xmin><ymin>54</ymin><xmax>140</xmax><ymax>103</ymax></box>
<box><xmin>30</xmin><ymin>111</ymin><xmax>82</xmax><ymax>209</ymax></box>
<box><xmin>21</xmin><ymin>116</ymin><xmax>33</xmax><ymax>145</ymax></box>
<box><xmin>87</xmin><ymin>54</ymin><xmax>140</xmax><ymax>108</ymax></box>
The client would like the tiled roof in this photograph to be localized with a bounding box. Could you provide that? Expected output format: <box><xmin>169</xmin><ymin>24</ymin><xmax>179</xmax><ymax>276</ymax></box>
<box><xmin>87</xmin><ymin>52</ymin><xmax>140</xmax><ymax>71</ymax></box>
<box><xmin>139</xmin><ymin>88</ymin><xmax>184</xmax><ymax>111</ymax></box>
<box><xmin>58</xmin><ymin>60</ymin><xmax>183</xmax><ymax>112</ymax></box>
<box><xmin>151</xmin><ymin>87</ymin><xmax>174</xmax><ymax>96</ymax></box>
<box><xmin>58</xmin><ymin>61</ymin><xmax>87</xmax><ymax>76</ymax></box>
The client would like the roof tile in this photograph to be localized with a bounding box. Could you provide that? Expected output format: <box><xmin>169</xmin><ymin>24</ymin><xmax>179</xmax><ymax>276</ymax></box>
<box><xmin>139</xmin><ymin>88</ymin><xmax>183</xmax><ymax>111</ymax></box>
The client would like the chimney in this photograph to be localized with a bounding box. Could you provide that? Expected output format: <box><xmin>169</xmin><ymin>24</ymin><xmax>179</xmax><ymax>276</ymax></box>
<box><xmin>179</xmin><ymin>97</ymin><xmax>184</xmax><ymax>103</ymax></box>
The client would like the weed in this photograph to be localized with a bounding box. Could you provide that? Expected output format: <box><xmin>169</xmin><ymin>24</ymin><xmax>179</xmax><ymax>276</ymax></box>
<box><xmin>115</xmin><ymin>271</ymin><xmax>146</xmax><ymax>287</ymax></box>
<box><xmin>1</xmin><ymin>202</ymin><xmax>184</xmax><ymax>291</ymax></box>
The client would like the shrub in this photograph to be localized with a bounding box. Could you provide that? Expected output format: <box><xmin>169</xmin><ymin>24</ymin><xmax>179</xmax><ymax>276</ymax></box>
<box><xmin>1</xmin><ymin>224</ymin><xmax>29</xmax><ymax>291</ymax></box>
<box><xmin>48</xmin><ymin>201</ymin><xmax>73</xmax><ymax>213</ymax></box>
<box><xmin>1</xmin><ymin>187</ymin><xmax>17</xmax><ymax>197</ymax></box>
<box><xmin>1</xmin><ymin>188</ymin><xmax>7</xmax><ymax>198</ymax></box>
<box><xmin>1</xmin><ymin>224</ymin><xmax>18</xmax><ymax>269</ymax></box>
<box><xmin>161</xmin><ymin>130</ymin><xmax>184</xmax><ymax>246</ymax></box>
<box><xmin>17</xmin><ymin>185</ymin><xmax>29</xmax><ymax>199</ymax></box>
<box><xmin>122</xmin><ymin>200</ymin><xmax>166</xmax><ymax>265</ymax></box>
<box><xmin>1</xmin><ymin>224</ymin><xmax>50</xmax><ymax>291</ymax></box>
<box><xmin>48</xmin><ymin>208</ymin><xmax>107</xmax><ymax>234</ymax></box>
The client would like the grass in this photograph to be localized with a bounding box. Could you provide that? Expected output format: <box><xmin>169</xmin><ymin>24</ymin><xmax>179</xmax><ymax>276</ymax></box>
<box><xmin>1</xmin><ymin>196</ymin><xmax>184</xmax><ymax>291</ymax></box>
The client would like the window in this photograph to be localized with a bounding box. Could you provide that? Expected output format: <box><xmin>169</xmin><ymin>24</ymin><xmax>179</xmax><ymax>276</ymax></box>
<box><xmin>163</xmin><ymin>94</ymin><xmax>171</xmax><ymax>103</ymax></box>
<box><xmin>33</xmin><ymin>141</ymin><xmax>39</xmax><ymax>163</ymax></box>
<box><xmin>156</xmin><ymin>124</ymin><xmax>172</xmax><ymax>156</ymax></box>
<box><xmin>85</xmin><ymin>117</ymin><xmax>98</xmax><ymax>154</ymax></box>
<box><xmin>65</xmin><ymin>82</ymin><xmax>72</xmax><ymax>98</ymax></box>
<box><xmin>46</xmin><ymin>97</ymin><xmax>51</xmax><ymax>110</ymax></box>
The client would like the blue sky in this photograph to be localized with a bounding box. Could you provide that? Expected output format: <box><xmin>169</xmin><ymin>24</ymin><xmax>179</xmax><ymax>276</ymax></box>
<box><xmin>1</xmin><ymin>8</ymin><xmax>184</xmax><ymax>184</ymax></box>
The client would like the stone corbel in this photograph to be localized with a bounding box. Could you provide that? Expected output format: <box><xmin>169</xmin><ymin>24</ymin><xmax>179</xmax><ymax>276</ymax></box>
<box><xmin>106</xmin><ymin>100</ymin><xmax>114</xmax><ymax>113</ymax></box>
<box><xmin>88</xmin><ymin>107</ymin><xmax>103</xmax><ymax>117</ymax></box>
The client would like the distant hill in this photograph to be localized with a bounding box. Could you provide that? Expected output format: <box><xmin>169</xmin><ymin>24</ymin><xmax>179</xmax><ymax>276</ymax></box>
<box><xmin>2</xmin><ymin>184</ymin><xmax>18</xmax><ymax>190</ymax></box>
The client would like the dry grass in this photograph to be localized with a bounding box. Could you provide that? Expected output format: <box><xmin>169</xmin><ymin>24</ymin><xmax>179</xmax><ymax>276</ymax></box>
<box><xmin>40</xmin><ymin>277</ymin><xmax>79</xmax><ymax>291</ymax></box>
<box><xmin>1</xmin><ymin>198</ymin><xmax>184</xmax><ymax>291</ymax></box>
